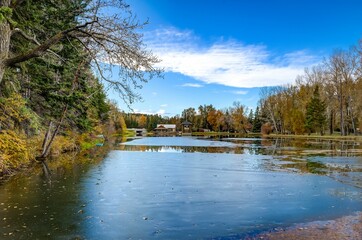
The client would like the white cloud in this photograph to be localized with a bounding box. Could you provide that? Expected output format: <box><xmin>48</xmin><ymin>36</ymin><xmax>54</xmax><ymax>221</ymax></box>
<box><xmin>145</xmin><ymin>28</ymin><xmax>321</xmax><ymax>88</ymax></box>
<box><xmin>232</xmin><ymin>90</ymin><xmax>248</xmax><ymax>95</ymax></box>
<box><xmin>157</xmin><ymin>109</ymin><xmax>166</xmax><ymax>115</ymax></box>
<box><xmin>160</xmin><ymin>104</ymin><xmax>168</xmax><ymax>107</ymax></box>
<box><xmin>181</xmin><ymin>83</ymin><xmax>204</xmax><ymax>88</ymax></box>
<box><xmin>133</xmin><ymin>108</ymin><xmax>168</xmax><ymax>116</ymax></box>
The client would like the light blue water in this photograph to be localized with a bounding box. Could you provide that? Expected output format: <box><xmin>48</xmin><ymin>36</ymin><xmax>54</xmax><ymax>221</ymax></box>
<box><xmin>0</xmin><ymin>137</ymin><xmax>361</xmax><ymax>239</ymax></box>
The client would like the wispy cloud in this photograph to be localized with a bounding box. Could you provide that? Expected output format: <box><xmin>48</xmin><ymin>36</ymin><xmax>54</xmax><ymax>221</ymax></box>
<box><xmin>181</xmin><ymin>83</ymin><xmax>204</xmax><ymax>88</ymax></box>
<box><xmin>232</xmin><ymin>90</ymin><xmax>248</xmax><ymax>95</ymax></box>
<box><xmin>157</xmin><ymin>109</ymin><xmax>166</xmax><ymax>115</ymax></box>
<box><xmin>144</xmin><ymin>27</ymin><xmax>321</xmax><ymax>88</ymax></box>
<box><xmin>133</xmin><ymin>108</ymin><xmax>168</xmax><ymax>116</ymax></box>
<box><xmin>160</xmin><ymin>104</ymin><xmax>168</xmax><ymax>107</ymax></box>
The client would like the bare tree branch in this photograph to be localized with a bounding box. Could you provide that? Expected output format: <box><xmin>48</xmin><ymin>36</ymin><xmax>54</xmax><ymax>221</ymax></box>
<box><xmin>4</xmin><ymin>19</ymin><xmax>98</xmax><ymax>67</ymax></box>
<box><xmin>1</xmin><ymin>0</ymin><xmax>162</xmax><ymax>106</ymax></box>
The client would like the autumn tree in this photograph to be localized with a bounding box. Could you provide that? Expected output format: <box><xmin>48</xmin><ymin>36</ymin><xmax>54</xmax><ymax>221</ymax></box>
<box><xmin>207</xmin><ymin>110</ymin><xmax>224</xmax><ymax>132</ymax></box>
<box><xmin>230</xmin><ymin>101</ymin><xmax>250</xmax><ymax>133</ymax></box>
<box><xmin>198</xmin><ymin>104</ymin><xmax>215</xmax><ymax>130</ymax></box>
<box><xmin>108</xmin><ymin>102</ymin><xmax>127</xmax><ymax>134</ymax></box>
<box><xmin>222</xmin><ymin>109</ymin><xmax>232</xmax><ymax>132</ymax></box>
<box><xmin>137</xmin><ymin>115</ymin><xmax>147</xmax><ymax>128</ymax></box>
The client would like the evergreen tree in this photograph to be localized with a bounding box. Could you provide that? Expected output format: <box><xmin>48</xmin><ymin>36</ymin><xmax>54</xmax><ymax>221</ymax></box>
<box><xmin>305</xmin><ymin>86</ymin><xmax>326</xmax><ymax>135</ymax></box>
<box><xmin>248</xmin><ymin>109</ymin><xmax>254</xmax><ymax>124</ymax></box>
<box><xmin>252</xmin><ymin>106</ymin><xmax>262</xmax><ymax>133</ymax></box>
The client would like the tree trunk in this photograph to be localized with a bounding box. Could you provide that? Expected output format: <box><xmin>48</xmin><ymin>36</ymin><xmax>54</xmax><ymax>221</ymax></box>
<box><xmin>266</xmin><ymin>102</ymin><xmax>279</xmax><ymax>134</ymax></box>
<box><xmin>0</xmin><ymin>0</ymin><xmax>12</xmax><ymax>83</ymax></box>
<box><xmin>339</xmin><ymin>82</ymin><xmax>345</xmax><ymax>136</ymax></box>
<box><xmin>347</xmin><ymin>97</ymin><xmax>357</xmax><ymax>135</ymax></box>
<box><xmin>41</xmin><ymin>121</ymin><xmax>53</xmax><ymax>156</ymax></box>
<box><xmin>39</xmin><ymin>105</ymin><xmax>68</xmax><ymax>159</ymax></box>
<box><xmin>329</xmin><ymin>109</ymin><xmax>334</xmax><ymax>135</ymax></box>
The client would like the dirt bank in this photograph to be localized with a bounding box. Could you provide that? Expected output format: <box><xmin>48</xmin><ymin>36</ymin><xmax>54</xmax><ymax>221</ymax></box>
<box><xmin>254</xmin><ymin>212</ymin><xmax>362</xmax><ymax>240</ymax></box>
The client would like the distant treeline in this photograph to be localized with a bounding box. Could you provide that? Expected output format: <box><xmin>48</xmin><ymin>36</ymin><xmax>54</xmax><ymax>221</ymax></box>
<box><xmin>124</xmin><ymin>102</ymin><xmax>256</xmax><ymax>133</ymax></box>
<box><xmin>259</xmin><ymin>39</ymin><xmax>362</xmax><ymax>136</ymax></box>
<box><xmin>126</xmin><ymin>39</ymin><xmax>362</xmax><ymax>136</ymax></box>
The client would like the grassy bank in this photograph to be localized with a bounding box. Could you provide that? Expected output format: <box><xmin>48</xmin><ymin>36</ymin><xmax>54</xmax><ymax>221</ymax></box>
<box><xmin>190</xmin><ymin>131</ymin><xmax>362</xmax><ymax>141</ymax></box>
<box><xmin>266</xmin><ymin>133</ymin><xmax>362</xmax><ymax>141</ymax></box>
<box><xmin>0</xmin><ymin>128</ymin><xmax>129</xmax><ymax>178</ymax></box>
<box><xmin>191</xmin><ymin>131</ymin><xmax>252</xmax><ymax>137</ymax></box>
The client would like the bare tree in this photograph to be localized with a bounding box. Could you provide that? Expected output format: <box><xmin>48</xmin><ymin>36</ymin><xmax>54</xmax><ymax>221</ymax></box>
<box><xmin>259</xmin><ymin>87</ymin><xmax>283</xmax><ymax>133</ymax></box>
<box><xmin>325</xmin><ymin>49</ymin><xmax>358</xmax><ymax>135</ymax></box>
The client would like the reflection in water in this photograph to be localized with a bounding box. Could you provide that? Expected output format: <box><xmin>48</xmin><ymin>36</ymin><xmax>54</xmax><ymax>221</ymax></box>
<box><xmin>0</xmin><ymin>146</ymin><xmax>110</xmax><ymax>239</ymax></box>
<box><xmin>118</xmin><ymin>144</ymin><xmax>258</xmax><ymax>154</ymax></box>
<box><xmin>0</xmin><ymin>137</ymin><xmax>361</xmax><ymax>239</ymax></box>
<box><xmin>120</xmin><ymin>137</ymin><xmax>362</xmax><ymax>157</ymax></box>
<box><xmin>262</xmin><ymin>138</ymin><xmax>362</xmax><ymax>157</ymax></box>
<box><xmin>79</xmin><ymin>150</ymin><xmax>361</xmax><ymax>239</ymax></box>
<box><xmin>119</xmin><ymin>137</ymin><xmax>362</xmax><ymax>189</ymax></box>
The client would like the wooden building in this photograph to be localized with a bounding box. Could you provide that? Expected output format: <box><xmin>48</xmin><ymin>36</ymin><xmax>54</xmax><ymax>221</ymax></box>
<box><xmin>154</xmin><ymin>124</ymin><xmax>176</xmax><ymax>135</ymax></box>
<box><xmin>181</xmin><ymin>121</ymin><xmax>192</xmax><ymax>134</ymax></box>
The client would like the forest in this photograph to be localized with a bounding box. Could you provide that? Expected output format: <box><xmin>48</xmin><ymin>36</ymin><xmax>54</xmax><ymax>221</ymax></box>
<box><xmin>0</xmin><ymin>0</ymin><xmax>160</xmax><ymax>175</ymax></box>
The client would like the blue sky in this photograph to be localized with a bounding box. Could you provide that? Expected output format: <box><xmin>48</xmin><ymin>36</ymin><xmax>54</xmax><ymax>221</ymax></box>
<box><xmin>111</xmin><ymin>0</ymin><xmax>362</xmax><ymax>116</ymax></box>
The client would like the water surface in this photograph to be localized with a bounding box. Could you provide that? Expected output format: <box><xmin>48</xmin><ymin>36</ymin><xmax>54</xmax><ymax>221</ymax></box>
<box><xmin>0</xmin><ymin>137</ymin><xmax>361</xmax><ymax>239</ymax></box>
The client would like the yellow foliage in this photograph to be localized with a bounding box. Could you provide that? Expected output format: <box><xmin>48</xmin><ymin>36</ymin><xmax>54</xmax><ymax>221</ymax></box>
<box><xmin>50</xmin><ymin>135</ymin><xmax>79</xmax><ymax>156</ymax></box>
<box><xmin>0</xmin><ymin>93</ymin><xmax>40</xmax><ymax>131</ymax></box>
<box><xmin>137</xmin><ymin>115</ymin><xmax>147</xmax><ymax>128</ymax></box>
<box><xmin>0</xmin><ymin>130</ymin><xmax>31</xmax><ymax>174</ymax></box>
<box><xmin>0</xmin><ymin>93</ymin><xmax>26</xmax><ymax>123</ymax></box>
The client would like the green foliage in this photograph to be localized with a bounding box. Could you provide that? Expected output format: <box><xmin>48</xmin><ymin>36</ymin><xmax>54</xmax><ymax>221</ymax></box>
<box><xmin>0</xmin><ymin>0</ymin><xmax>163</xmax><ymax>174</ymax></box>
<box><xmin>306</xmin><ymin>161</ymin><xmax>327</xmax><ymax>174</ymax></box>
<box><xmin>0</xmin><ymin>93</ymin><xmax>40</xmax><ymax>132</ymax></box>
<box><xmin>0</xmin><ymin>1</ymin><xmax>119</xmax><ymax>165</ymax></box>
<box><xmin>252</xmin><ymin>106</ymin><xmax>263</xmax><ymax>132</ymax></box>
<box><xmin>0</xmin><ymin>6</ymin><xmax>13</xmax><ymax>22</ymax></box>
<box><xmin>305</xmin><ymin>86</ymin><xmax>326</xmax><ymax>135</ymax></box>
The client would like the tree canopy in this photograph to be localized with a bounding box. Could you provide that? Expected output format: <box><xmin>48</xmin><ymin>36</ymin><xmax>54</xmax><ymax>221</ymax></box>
<box><xmin>259</xmin><ymin>40</ymin><xmax>362</xmax><ymax>135</ymax></box>
<box><xmin>0</xmin><ymin>0</ymin><xmax>161</xmax><ymax>104</ymax></box>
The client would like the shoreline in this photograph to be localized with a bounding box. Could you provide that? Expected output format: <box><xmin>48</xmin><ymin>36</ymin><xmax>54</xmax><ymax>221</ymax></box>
<box><xmin>254</xmin><ymin>211</ymin><xmax>362</xmax><ymax>239</ymax></box>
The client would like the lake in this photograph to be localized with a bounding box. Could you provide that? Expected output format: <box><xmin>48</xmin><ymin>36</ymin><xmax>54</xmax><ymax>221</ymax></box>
<box><xmin>0</xmin><ymin>137</ymin><xmax>361</xmax><ymax>239</ymax></box>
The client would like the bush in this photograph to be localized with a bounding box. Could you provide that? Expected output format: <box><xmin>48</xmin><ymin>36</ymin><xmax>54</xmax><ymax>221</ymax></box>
<box><xmin>50</xmin><ymin>135</ymin><xmax>79</xmax><ymax>156</ymax></box>
<box><xmin>0</xmin><ymin>131</ymin><xmax>31</xmax><ymax>174</ymax></box>
<box><xmin>261</xmin><ymin>122</ymin><xmax>273</xmax><ymax>135</ymax></box>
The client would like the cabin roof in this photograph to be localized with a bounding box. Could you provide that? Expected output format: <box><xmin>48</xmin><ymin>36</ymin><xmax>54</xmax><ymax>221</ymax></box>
<box><xmin>181</xmin><ymin>121</ymin><xmax>192</xmax><ymax>125</ymax></box>
<box><xmin>156</xmin><ymin>124</ymin><xmax>176</xmax><ymax>129</ymax></box>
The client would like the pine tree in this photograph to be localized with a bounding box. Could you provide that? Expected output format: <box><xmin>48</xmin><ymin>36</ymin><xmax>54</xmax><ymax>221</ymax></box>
<box><xmin>252</xmin><ymin>106</ymin><xmax>262</xmax><ymax>133</ymax></box>
<box><xmin>305</xmin><ymin>86</ymin><xmax>326</xmax><ymax>135</ymax></box>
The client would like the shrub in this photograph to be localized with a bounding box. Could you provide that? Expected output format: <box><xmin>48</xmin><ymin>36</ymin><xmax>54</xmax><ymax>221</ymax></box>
<box><xmin>261</xmin><ymin>122</ymin><xmax>273</xmax><ymax>135</ymax></box>
<box><xmin>0</xmin><ymin>131</ymin><xmax>30</xmax><ymax>174</ymax></box>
